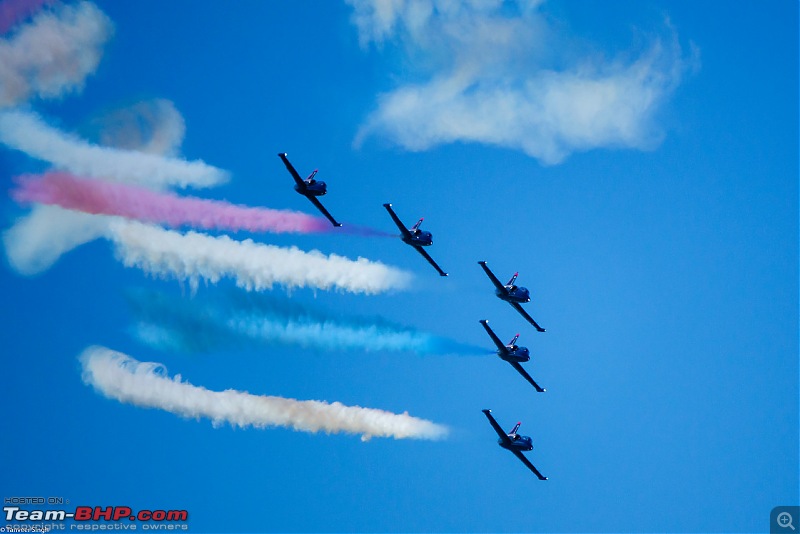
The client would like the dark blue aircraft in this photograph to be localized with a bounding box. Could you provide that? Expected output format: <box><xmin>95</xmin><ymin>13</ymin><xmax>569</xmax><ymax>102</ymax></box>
<box><xmin>383</xmin><ymin>203</ymin><xmax>448</xmax><ymax>277</ymax></box>
<box><xmin>478</xmin><ymin>261</ymin><xmax>545</xmax><ymax>332</ymax></box>
<box><xmin>479</xmin><ymin>320</ymin><xmax>545</xmax><ymax>392</ymax></box>
<box><xmin>482</xmin><ymin>409</ymin><xmax>547</xmax><ymax>480</ymax></box>
<box><xmin>278</xmin><ymin>153</ymin><xmax>342</xmax><ymax>227</ymax></box>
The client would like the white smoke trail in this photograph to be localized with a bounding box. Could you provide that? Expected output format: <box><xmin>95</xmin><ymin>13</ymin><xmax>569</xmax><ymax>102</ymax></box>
<box><xmin>108</xmin><ymin>219</ymin><xmax>410</xmax><ymax>294</ymax></box>
<box><xmin>0</xmin><ymin>1</ymin><xmax>111</xmax><ymax>107</ymax></box>
<box><xmin>2</xmin><ymin>204</ymin><xmax>110</xmax><ymax>275</ymax></box>
<box><xmin>0</xmin><ymin>109</ymin><xmax>228</xmax><ymax>189</ymax></box>
<box><xmin>80</xmin><ymin>346</ymin><xmax>448</xmax><ymax>441</ymax></box>
<box><xmin>2</xmin><ymin>203</ymin><xmax>405</xmax><ymax>287</ymax></box>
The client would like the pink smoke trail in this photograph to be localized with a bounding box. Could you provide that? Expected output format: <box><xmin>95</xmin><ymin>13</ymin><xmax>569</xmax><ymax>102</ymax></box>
<box><xmin>11</xmin><ymin>171</ymin><xmax>338</xmax><ymax>235</ymax></box>
<box><xmin>0</xmin><ymin>0</ymin><xmax>51</xmax><ymax>34</ymax></box>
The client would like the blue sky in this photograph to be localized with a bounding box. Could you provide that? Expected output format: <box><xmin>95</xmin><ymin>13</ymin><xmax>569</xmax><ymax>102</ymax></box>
<box><xmin>1</xmin><ymin>1</ymin><xmax>797</xmax><ymax>532</ymax></box>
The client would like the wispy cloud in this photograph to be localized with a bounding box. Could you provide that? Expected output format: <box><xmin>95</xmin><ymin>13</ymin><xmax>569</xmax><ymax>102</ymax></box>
<box><xmin>348</xmin><ymin>0</ymin><xmax>692</xmax><ymax>164</ymax></box>
<box><xmin>127</xmin><ymin>289</ymin><xmax>486</xmax><ymax>355</ymax></box>
<box><xmin>80</xmin><ymin>346</ymin><xmax>449</xmax><ymax>440</ymax></box>
<box><xmin>0</xmin><ymin>1</ymin><xmax>111</xmax><ymax>107</ymax></box>
<box><xmin>108</xmin><ymin>220</ymin><xmax>410</xmax><ymax>294</ymax></box>
<box><xmin>0</xmin><ymin>109</ymin><xmax>228</xmax><ymax>189</ymax></box>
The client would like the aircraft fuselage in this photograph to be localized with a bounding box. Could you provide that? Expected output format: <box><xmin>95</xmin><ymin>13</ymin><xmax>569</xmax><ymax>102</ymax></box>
<box><xmin>497</xmin><ymin>285</ymin><xmax>530</xmax><ymax>303</ymax></box>
<box><xmin>499</xmin><ymin>345</ymin><xmax>530</xmax><ymax>363</ymax></box>
<box><xmin>294</xmin><ymin>181</ymin><xmax>327</xmax><ymax>197</ymax></box>
<box><xmin>499</xmin><ymin>434</ymin><xmax>533</xmax><ymax>452</ymax></box>
<box><xmin>402</xmin><ymin>230</ymin><xmax>433</xmax><ymax>247</ymax></box>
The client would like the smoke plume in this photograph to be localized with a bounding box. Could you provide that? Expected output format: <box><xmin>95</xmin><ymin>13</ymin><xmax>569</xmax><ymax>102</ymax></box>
<box><xmin>80</xmin><ymin>346</ymin><xmax>449</xmax><ymax>441</ymax></box>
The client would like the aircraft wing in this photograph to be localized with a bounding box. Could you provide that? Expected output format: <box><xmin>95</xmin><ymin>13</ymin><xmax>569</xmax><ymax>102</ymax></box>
<box><xmin>479</xmin><ymin>320</ymin><xmax>506</xmax><ymax>352</ymax></box>
<box><xmin>509</xmin><ymin>361</ymin><xmax>545</xmax><ymax>393</ymax></box>
<box><xmin>478</xmin><ymin>261</ymin><xmax>506</xmax><ymax>292</ymax></box>
<box><xmin>511</xmin><ymin>449</ymin><xmax>548</xmax><ymax>480</ymax></box>
<box><xmin>481</xmin><ymin>409</ymin><xmax>513</xmax><ymax>447</ymax></box>
<box><xmin>510</xmin><ymin>302</ymin><xmax>546</xmax><ymax>332</ymax></box>
<box><xmin>278</xmin><ymin>153</ymin><xmax>305</xmax><ymax>188</ymax></box>
<box><xmin>413</xmin><ymin>245</ymin><xmax>448</xmax><ymax>277</ymax></box>
<box><xmin>383</xmin><ymin>204</ymin><xmax>413</xmax><ymax>240</ymax></box>
<box><xmin>307</xmin><ymin>195</ymin><xmax>342</xmax><ymax>227</ymax></box>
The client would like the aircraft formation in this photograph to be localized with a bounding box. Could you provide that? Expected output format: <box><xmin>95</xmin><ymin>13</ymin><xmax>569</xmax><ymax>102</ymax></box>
<box><xmin>278</xmin><ymin>153</ymin><xmax>549</xmax><ymax>479</ymax></box>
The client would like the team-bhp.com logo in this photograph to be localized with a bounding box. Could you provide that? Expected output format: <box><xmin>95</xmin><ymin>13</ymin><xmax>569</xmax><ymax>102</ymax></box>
<box><xmin>4</xmin><ymin>505</ymin><xmax>188</xmax><ymax>531</ymax></box>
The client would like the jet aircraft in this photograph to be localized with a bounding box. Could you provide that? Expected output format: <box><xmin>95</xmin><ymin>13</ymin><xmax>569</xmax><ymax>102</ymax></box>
<box><xmin>479</xmin><ymin>320</ymin><xmax>545</xmax><ymax>392</ymax></box>
<box><xmin>478</xmin><ymin>261</ymin><xmax>545</xmax><ymax>331</ymax></box>
<box><xmin>278</xmin><ymin>153</ymin><xmax>342</xmax><ymax>227</ymax></box>
<box><xmin>383</xmin><ymin>203</ymin><xmax>448</xmax><ymax>276</ymax></box>
<box><xmin>482</xmin><ymin>409</ymin><xmax>547</xmax><ymax>480</ymax></box>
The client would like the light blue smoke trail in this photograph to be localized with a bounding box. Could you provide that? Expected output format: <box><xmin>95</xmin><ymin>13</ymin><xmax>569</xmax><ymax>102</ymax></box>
<box><xmin>126</xmin><ymin>289</ymin><xmax>487</xmax><ymax>356</ymax></box>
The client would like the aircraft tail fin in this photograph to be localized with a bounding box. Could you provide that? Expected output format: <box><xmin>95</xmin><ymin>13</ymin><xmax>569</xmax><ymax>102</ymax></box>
<box><xmin>306</xmin><ymin>169</ymin><xmax>318</xmax><ymax>182</ymax></box>
<box><xmin>506</xmin><ymin>272</ymin><xmax>518</xmax><ymax>287</ymax></box>
<box><xmin>411</xmin><ymin>217</ymin><xmax>423</xmax><ymax>232</ymax></box>
<box><xmin>510</xmin><ymin>422</ymin><xmax>521</xmax><ymax>436</ymax></box>
<box><xmin>508</xmin><ymin>334</ymin><xmax>519</xmax><ymax>347</ymax></box>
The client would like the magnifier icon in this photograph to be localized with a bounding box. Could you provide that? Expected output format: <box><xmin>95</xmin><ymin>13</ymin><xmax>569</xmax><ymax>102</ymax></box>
<box><xmin>778</xmin><ymin>512</ymin><xmax>795</xmax><ymax>530</ymax></box>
